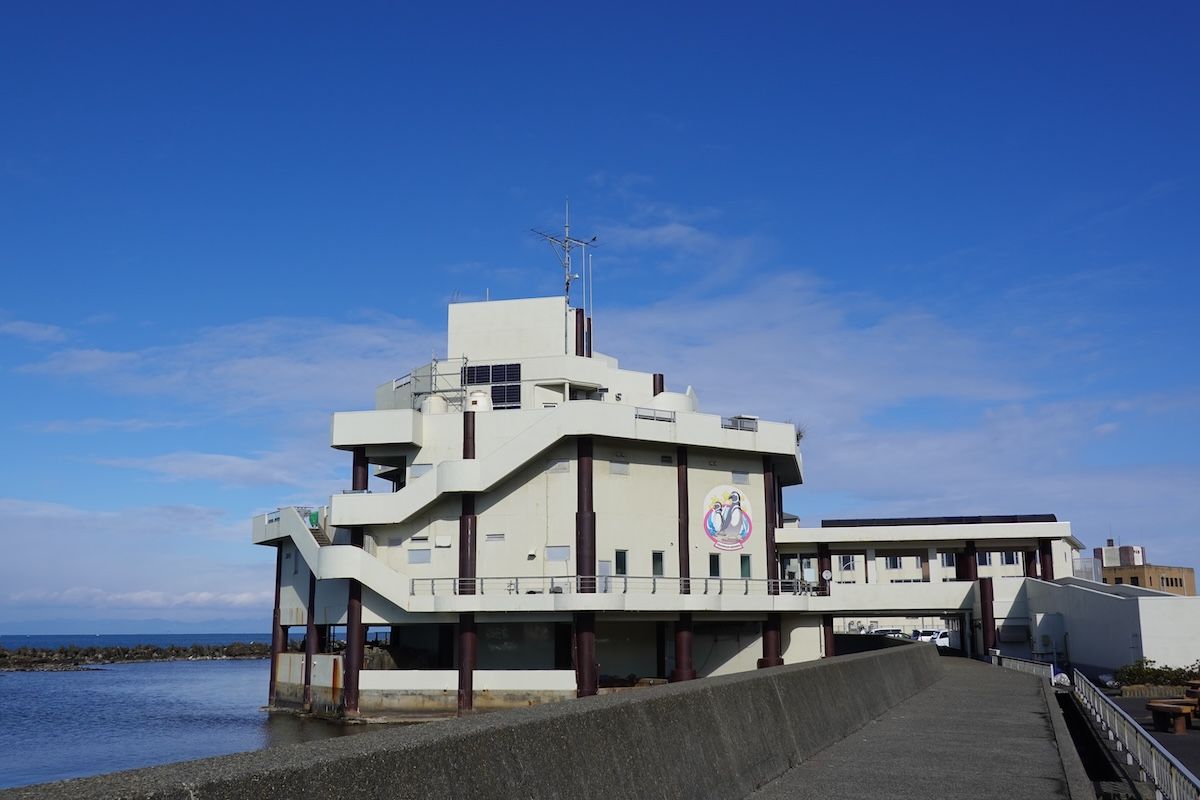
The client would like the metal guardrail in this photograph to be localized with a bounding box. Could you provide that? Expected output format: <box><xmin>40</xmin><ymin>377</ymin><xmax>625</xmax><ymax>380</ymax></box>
<box><xmin>1074</xmin><ymin>669</ymin><xmax>1200</xmax><ymax>800</ymax></box>
<box><xmin>990</xmin><ymin>654</ymin><xmax>1055</xmax><ymax>681</ymax></box>
<box><xmin>409</xmin><ymin>575</ymin><xmax>828</xmax><ymax>597</ymax></box>
<box><xmin>720</xmin><ymin>416</ymin><xmax>759</xmax><ymax>432</ymax></box>
<box><xmin>633</xmin><ymin>407</ymin><xmax>676</xmax><ymax>422</ymax></box>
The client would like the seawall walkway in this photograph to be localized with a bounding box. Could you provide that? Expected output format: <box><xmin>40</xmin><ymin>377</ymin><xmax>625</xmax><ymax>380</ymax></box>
<box><xmin>752</xmin><ymin>658</ymin><xmax>1090</xmax><ymax>799</ymax></box>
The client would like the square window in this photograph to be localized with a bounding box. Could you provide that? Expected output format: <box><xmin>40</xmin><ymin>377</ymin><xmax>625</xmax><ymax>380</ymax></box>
<box><xmin>709</xmin><ymin>554</ymin><xmax>721</xmax><ymax>578</ymax></box>
<box><xmin>840</xmin><ymin>555</ymin><xmax>856</xmax><ymax>571</ymax></box>
<box><xmin>940</xmin><ymin>552</ymin><xmax>956</xmax><ymax>568</ymax></box>
<box><xmin>885</xmin><ymin>556</ymin><xmax>902</xmax><ymax>570</ymax></box>
<box><xmin>1002</xmin><ymin>552</ymin><xmax>1019</xmax><ymax>566</ymax></box>
<box><xmin>731</xmin><ymin>470</ymin><xmax>750</xmax><ymax>485</ymax></box>
<box><xmin>407</xmin><ymin>549</ymin><xmax>432</xmax><ymax>565</ymax></box>
<box><xmin>609</xmin><ymin>460</ymin><xmax>630</xmax><ymax>476</ymax></box>
<box><xmin>976</xmin><ymin>552</ymin><xmax>992</xmax><ymax>567</ymax></box>
<box><xmin>546</xmin><ymin>545</ymin><xmax>571</xmax><ymax>562</ymax></box>
<box><xmin>651</xmin><ymin>551</ymin><xmax>665</xmax><ymax>577</ymax></box>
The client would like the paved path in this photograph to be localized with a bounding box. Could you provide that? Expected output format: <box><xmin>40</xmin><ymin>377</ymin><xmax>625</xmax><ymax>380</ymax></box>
<box><xmin>751</xmin><ymin>658</ymin><xmax>1073</xmax><ymax>800</ymax></box>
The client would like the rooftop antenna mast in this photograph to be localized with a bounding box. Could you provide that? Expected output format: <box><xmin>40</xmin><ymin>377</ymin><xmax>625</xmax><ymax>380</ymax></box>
<box><xmin>532</xmin><ymin>198</ymin><xmax>597</xmax><ymax>354</ymax></box>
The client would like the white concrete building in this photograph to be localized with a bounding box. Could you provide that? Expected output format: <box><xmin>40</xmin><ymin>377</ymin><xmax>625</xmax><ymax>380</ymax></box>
<box><xmin>251</xmin><ymin>295</ymin><xmax>1191</xmax><ymax>718</ymax></box>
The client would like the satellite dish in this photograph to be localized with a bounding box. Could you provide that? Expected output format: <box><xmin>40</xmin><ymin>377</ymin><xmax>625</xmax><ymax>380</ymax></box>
<box><xmin>821</xmin><ymin>569</ymin><xmax>833</xmax><ymax>581</ymax></box>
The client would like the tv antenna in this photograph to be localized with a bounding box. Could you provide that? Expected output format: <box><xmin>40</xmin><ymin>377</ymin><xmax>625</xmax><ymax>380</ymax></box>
<box><xmin>532</xmin><ymin>198</ymin><xmax>597</xmax><ymax>354</ymax></box>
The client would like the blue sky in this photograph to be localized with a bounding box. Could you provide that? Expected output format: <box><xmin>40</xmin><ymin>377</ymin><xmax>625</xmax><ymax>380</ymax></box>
<box><xmin>2</xmin><ymin>3</ymin><xmax>1197</xmax><ymax>631</ymax></box>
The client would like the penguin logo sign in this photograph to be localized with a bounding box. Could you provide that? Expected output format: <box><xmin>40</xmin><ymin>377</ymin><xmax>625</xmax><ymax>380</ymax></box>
<box><xmin>702</xmin><ymin>485</ymin><xmax>753</xmax><ymax>551</ymax></box>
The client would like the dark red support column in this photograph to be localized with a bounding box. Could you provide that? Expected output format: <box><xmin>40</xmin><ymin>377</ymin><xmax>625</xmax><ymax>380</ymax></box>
<box><xmin>268</xmin><ymin>545</ymin><xmax>284</xmax><ymax>707</ymax></box>
<box><xmin>758</xmin><ymin>612</ymin><xmax>783</xmax><ymax>668</ymax></box>
<box><xmin>457</xmin><ymin>612</ymin><xmax>476</xmax><ymax>713</ymax></box>
<box><xmin>343</xmin><ymin>446</ymin><xmax>368</xmax><ymax>716</ymax></box>
<box><xmin>1024</xmin><ymin>550</ymin><xmax>1040</xmax><ymax>578</ymax></box>
<box><xmin>821</xmin><ymin>613</ymin><xmax>836</xmax><ymax>657</ymax></box>
<box><xmin>457</xmin><ymin>410</ymin><xmax>479</xmax><ymax>710</ymax></box>
<box><xmin>957</xmin><ymin>540</ymin><xmax>978</xmax><ymax>582</ymax></box>
<box><xmin>585</xmin><ymin>317</ymin><xmax>593</xmax><ymax>357</ymax></box>
<box><xmin>576</xmin><ymin>437</ymin><xmax>595</xmax><ymax>593</ymax></box>
<box><xmin>763</xmin><ymin>456</ymin><xmax>779</xmax><ymax>594</ymax></box>
<box><xmin>671</xmin><ymin>613</ymin><xmax>696</xmax><ymax>681</ymax></box>
<box><xmin>575</xmin><ymin>612</ymin><xmax>597</xmax><ymax>697</ymax></box>
<box><xmin>677</xmin><ymin>446</ymin><xmax>690</xmax><ymax>594</ymax></box>
<box><xmin>979</xmin><ymin>577</ymin><xmax>996</xmax><ymax>653</ymax></box>
<box><xmin>303</xmin><ymin>571</ymin><xmax>317</xmax><ymax>711</ymax></box>
<box><xmin>817</xmin><ymin>543</ymin><xmax>832</xmax><ymax>595</ymax></box>
<box><xmin>1038</xmin><ymin>538</ymin><xmax>1055</xmax><ymax>581</ymax></box>
<box><xmin>574</xmin><ymin>308</ymin><xmax>586</xmax><ymax>356</ymax></box>
<box><xmin>652</xmin><ymin>372</ymin><xmax>665</xmax><ymax>396</ymax></box>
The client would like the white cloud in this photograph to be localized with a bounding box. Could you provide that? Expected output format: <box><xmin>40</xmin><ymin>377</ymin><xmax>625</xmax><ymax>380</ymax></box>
<box><xmin>0</xmin><ymin>319</ymin><xmax>67</xmax><ymax>342</ymax></box>
<box><xmin>37</xmin><ymin>417</ymin><xmax>190</xmax><ymax>434</ymax></box>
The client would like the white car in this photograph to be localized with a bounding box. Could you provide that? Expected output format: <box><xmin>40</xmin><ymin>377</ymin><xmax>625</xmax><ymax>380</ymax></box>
<box><xmin>930</xmin><ymin>630</ymin><xmax>960</xmax><ymax>649</ymax></box>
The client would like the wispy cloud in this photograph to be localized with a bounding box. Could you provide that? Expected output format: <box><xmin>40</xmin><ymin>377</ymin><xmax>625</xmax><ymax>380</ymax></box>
<box><xmin>7</xmin><ymin>587</ymin><xmax>270</xmax><ymax>610</ymax></box>
<box><xmin>0</xmin><ymin>319</ymin><xmax>68</xmax><ymax>342</ymax></box>
<box><xmin>99</xmin><ymin>447</ymin><xmax>342</xmax><ymax>495</ymax></box>
<box><xmin>37</xmin><ymin>417</ymin><xmax>190</xmax><ymax>434</ymax></box>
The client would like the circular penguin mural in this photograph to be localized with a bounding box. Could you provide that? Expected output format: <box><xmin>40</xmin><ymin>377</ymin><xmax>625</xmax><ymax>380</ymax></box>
<box><xmin>702</xmin><ymin>485</ymin><xmax>753</xmax><ymax>551</ymax></box>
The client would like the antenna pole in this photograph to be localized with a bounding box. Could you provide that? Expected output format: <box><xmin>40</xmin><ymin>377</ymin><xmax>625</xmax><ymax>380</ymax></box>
<box><xmin>531</xmin><ymin>199</ymin><xmax>597</xmax><ymax>355</ymax></box>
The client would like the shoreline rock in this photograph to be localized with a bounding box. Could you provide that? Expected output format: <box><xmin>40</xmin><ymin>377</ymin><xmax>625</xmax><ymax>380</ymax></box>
<box><xmin>0</xmin><ymin>642</ymin><xmax>273</xmax><ymax>672</ymax></box>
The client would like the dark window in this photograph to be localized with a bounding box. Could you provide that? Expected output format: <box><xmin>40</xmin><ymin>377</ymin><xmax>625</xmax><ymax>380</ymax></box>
<box><xmin>709</xmin><ymin>554</ymin><xmax>721</xmax><ymax>578</ymax></box>
<box><xmin>740</xmin><ymin>555</ymin><xmax>751</xmax><ymax>579</ymax></box>
<box><xmin>496</xmin><ymin>363</ymin><xmax>521</xmax><ymax>382</ymax></box>
<box><xmin>1115</xmin><ymin>577</ymin><xmax>1123</xmax><ymax>585</ymax></box>
<box><xmin>491</xmin><ymin>383</ymin><xmax>521</xmax><ymax>409</ymax></box>
<box><xmin>651</xmin><ymin>551</ymin><xmax>664</xmax><ymax>577</ymax></box>
<box><xmin>941</xmin><ymin>552</ymin><xmax>956</xmax><ymax>568</ymax></box>
<box><xmin>1130</xmin><ymin>576</ymin><xmax>1140</xmax><ymax>586</ymax></box>
<box><xmin>462</xmin><ymin>365</ymin><xmax>491</xmax><ymax>385</ymax></box>
<box><xmin>615</xmin><ymin>550</ymin><xmax>627</xmax><ymax>576</ymax></box>
<box><xmin>1002</xmin><ymin>552</ymin><xmax>1019</xmax><ymax>566</ymax></box>
<box><xmin>885</xmin><ymin>556</ymin><xmax>902</xmax><ymax>570</ymax></box>
<box><xmin>976</xmin><ymin>552</ymin><xmax>991</xmax><ymax>567</ymax></box>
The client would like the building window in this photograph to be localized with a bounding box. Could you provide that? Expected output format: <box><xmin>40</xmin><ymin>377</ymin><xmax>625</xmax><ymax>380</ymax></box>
<box><xmin>485</xmin><ymin>533</ymin><xmax>505</xmax><ymax>543</ymax></box>
<box><xmin>491</xmin><ymin>383</ymin><xmax>521</xmax><ymax>410</ymax></box>
<box><xmin>840</xmin><ymin>555</ymin><xmax>856</xmax><ymax>572</ymax></box>
<box><xmin>546</xmin><ymin>545</ymin><xmax>571</xmax><ymax>562</ymax></box>
<box><xmin>941</xmin><ymin>552</ymin><xmax>956</xmax><ymax>568</ymax></box>
<box><xmin>462</xmin><ymin>363</ymin><xmax>522</xmax><ymax>409</ymax></box>
<box><xmin>652</xmin><ymin>551</ymin><xmax>664</xmax><ymax>577</ymax></box>
<box><xmin>407</xmin><ymin>549</ymin><xmax>432</xmax><ymax>565</ymax></box>
<box><xmin>615</xmin><ymin>550</ymin><xmax>628</xmax><ymax>576</ymax></box>
<box><xmin>660</xmin><ymin>455</ymin><xmax>673</xmax><ymax>464</ymax></box>
<box><xmin>885</xmin><ymin>556</ymin><xmax>902</xmax><ymax>570</ymax></box>
<box><xmin>731</xmin><ymin>470</ymin><xmax>750</xmax><ymax>485</ymax></box>
<box><xmin>1130</xmin><ymin>576</ymin><xmax>1140</xmax><ymax>586</ymax></box>
<box><xmin>740</xmin><ymin>555</ymin><xmax>751</xmax><ymax>578</ymax></box>
<box><xmin>709</xmin><ymin>554</ymin><xmax>721</xmax><ymax>578</ymax></box>
<box><xmin>976</xmin><ymin>552</ymin><xmax>992</xmax><ymax>567</ymax></box>
<box><xmin>1002</xmin><ymin>552</ymin><xmax>1019</xmax><ymax>566</ymax></box>
<box><xmin>609</xmin><ymin>460</ymin><xmax>630</xmax><ymax>476</ymax></box>
<box><xmin>1115</xmin><ymin>577</ymin><xmax>1123</xmax><ymax>585</ymax></box>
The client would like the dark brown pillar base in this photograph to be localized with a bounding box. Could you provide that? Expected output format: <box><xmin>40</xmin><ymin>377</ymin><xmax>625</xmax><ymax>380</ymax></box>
<box><xmin>343</xmin><ymin>579</ymin><xmax>364</xmax><ymax>716</ymax></box>
<box><xmin>303</xmin><ymin>572</ymin><xmax>317</xmax><ymax>711</ymax></box>
<box><xmin>575</xmin><ymin>612</ymin><xmax>597</xmax><ymax>697</ymax></box>
<box><xmin>817</xmin><ymin>544</ymin><xmax>832</xmax><ymax>596</ymax></box>
<box><xmin>1024</xmin><ymin>550</ymin><xmax>1040</xmax><ymax>578</ymax></box>
<box><xmin>757</xmin><ymin>613</ymin><xmax>784</xmax><ymax>668</ymax></box>
<box><xmin>1038</xmin><ymin>538</ymin><xmax>1055</xmax><ymax>581</ymax></box>
<box><xmin>821</xmin><ymin>613</ymin><xmax>836</xmax><ymax>658</ymax></box>
<box><xmin>268</xmin><ymin>546</ymin><xmax>283</xmax><ymax>707</ymax></box>
<box><xmin>670</xmin><ymin>612</ymin><xmax>697</xmax><ymax>682</ymax></box>
<box><xmin>458</xmin><ymin>613</ymin><xmax>476</xmax><ymax>713</ymax></box>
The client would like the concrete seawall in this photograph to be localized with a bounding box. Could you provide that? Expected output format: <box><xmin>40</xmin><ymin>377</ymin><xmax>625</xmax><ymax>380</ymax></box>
<box><xmin>3</xmin><ymin>644</ymin><xmax>945</xmax><ymax>800</ymax></box>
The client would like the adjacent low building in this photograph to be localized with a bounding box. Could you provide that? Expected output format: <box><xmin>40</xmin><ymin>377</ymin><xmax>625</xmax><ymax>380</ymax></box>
<box><xmin>1093</xmin><ymin>538</ymin><xmax>1196</xmax><ymax>596</ymax></box>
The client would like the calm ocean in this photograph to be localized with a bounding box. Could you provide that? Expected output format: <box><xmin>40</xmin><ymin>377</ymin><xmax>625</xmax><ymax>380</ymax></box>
<box><xmin>0</xmin><ymin>633</ymin><xmax>368</xmax><ymax>790</ymax></box>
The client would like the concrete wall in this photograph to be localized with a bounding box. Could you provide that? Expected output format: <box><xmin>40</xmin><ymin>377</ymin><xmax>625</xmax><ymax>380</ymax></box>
<box><xmin>12</xmin><ymin>645</ymin><xmax>946</xmax><ymax>800</ymax></box>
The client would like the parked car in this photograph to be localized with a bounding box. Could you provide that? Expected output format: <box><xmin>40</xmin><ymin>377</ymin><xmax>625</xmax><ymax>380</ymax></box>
<box><xmin>930</xmin><ymin>630</ymin><xmax>960</xmax><ymax>649</ymax></box>
<box><xmin>917</xmin><ymin>629</ymin><xmax>941</xmax><ymax>642</ymax></box>
<box><xmin>872</xmin><ymin>628</ymin><xmax>906</xmax><ymax>639</ymax></box>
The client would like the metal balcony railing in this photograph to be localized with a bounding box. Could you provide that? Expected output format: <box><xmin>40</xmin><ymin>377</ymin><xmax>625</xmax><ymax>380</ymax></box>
<box><xmin>634</xmin><ymin>407</ymin><xmax>676</xmax><ymax>423</ymax></box>
<box><xmin>409</xmin><ymin>575</ymin><xmax>828</xmax><ymax>597</ymax></box>
<box><xmin>1074</xmin><ymin>669</ymin><xmax>1200</xmax><ymax>800</ymax></box>
<box><xmin>720</xmin><ymin>416</ymin><xmax>759</xmax><ymax>432</ymax></box>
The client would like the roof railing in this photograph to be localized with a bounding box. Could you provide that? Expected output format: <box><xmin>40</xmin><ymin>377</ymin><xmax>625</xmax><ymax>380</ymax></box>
<box><xmin>634</xmin><ymin>407</ymin><xmax>676</xmax><ymax>423</ymax></box>
<box><xmin>408</xmin><ymin>575</ymin><xmax>827</xmax><ymax>597</ymax></box>
<box><xmin>721</xmin><ymin>416</ymin><xmax>759</xmax><ymax>432</ymax></box>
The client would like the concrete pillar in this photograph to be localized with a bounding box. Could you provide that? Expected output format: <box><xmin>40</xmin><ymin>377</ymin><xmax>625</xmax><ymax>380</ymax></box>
<box><xmin>343</xmin><ymin>446</ymin><xmax>368</xmax><ymax>716</ymax></box>
<box><xmin>817</xmin><ymin>544</ymin><xmax>832</xmax><ymax>595</ymax></box>
<box><xmin>957</xmin><ymin>540</ymin><xmax>979</xmax><ymax>582</ymax></box>
<box><xmin>575</xmin><ymin>612</ymin><xmax>597</xmax><ymax>697</ymax></box>
<box><xmin>671</xmin><ymin>612</ymin><xmax>696</xmax><ymax>682</ymax></box>
<box><xmin>979</xmin><ymin>577</ymin><xmax>996</xmax><ymax>653</ymax></box>
<box><xmin>457</xmin><ymin>613</ymin><xmax>476</xmax><ymax>714</ymax></box>
<box><xmin>763</xmin><ymin>456</ymin><xmax>779</xmax><ymax>594</ymax></box>
<box><xmin>303</xmin><ymin>571</ymin><xmax>317</xmax><ymax>711</ymax></box>
<box><xmin>927</xmin><ymin>547</ymin><xmax>942</xmax><ymax>583</ymax></box>
<box><xmin>1024</xmin><ymin>550</ymin><xmax>1040</xmax><ymax>578</ymax></box>
<box><xmin>865</xmin><ymin>548</ymin><xmax>877</xmax><ymax>584</ymax></box>
<box><xmin>652</xmin><ymin>372</ymin><xmax>665</xmax><ymax>395</ymax></box>
<box><xmin>268</xmin><ymin>545</ymin><xmax>284</xmax><ymax>707</ymax></box>
<box><xmin>1038</xmin><ymin>538</ymin><xmax>1055</xmax><ymax>581</ymax></box>
<box><xmin>576</xmin><ymin>437</ymin><xmax>595</xmax><ymax>593</ymax></box>
<box><xmin>677</xmin><ymin>446</ymin><xmax>691</xmax><ymax>595</ymax></box>
<box><xmin>574</xmin><ymin>308</ymin><xmax>586</xmax><ymax>356</ymax></box>
<box><xmin>758</xmin><ymin>613</ymin><xmax>784</xmax><ymax>668</ymax></box>
<box><xmin>822</xmin><ymin>613</ymin><xmax>836</xmax><ymax>658</ymax></box>
<box><xmin>458</xmin><ymin>411</ymin><xmax>477</xmax><ymax>596</ymax></box>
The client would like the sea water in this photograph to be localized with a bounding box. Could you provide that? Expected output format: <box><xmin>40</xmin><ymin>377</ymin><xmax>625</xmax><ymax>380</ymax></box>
<box><xmin>0</xmin><ymin>636</ymin><xmax>368</xmax><ymax>789</ymax></box>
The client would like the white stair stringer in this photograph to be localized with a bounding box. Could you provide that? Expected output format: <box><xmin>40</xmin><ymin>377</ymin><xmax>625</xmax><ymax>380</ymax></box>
<box><xmin>331</xmin><ymin>402</ymin><xmax>689</xmax><ymax>528</ymax></box>
<box><xmin>276</xmin><ymin>506</ymin><xmax>324</xmax><ymax>574</ymax></box>
<box><xmin>317</xmin><ymin>544</ymin><xmax>413</xmax><ymax>612</ymax></box>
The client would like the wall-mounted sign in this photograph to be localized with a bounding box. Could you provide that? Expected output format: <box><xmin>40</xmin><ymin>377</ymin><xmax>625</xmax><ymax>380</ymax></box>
<box><xmin>702</xmin><ymin>485</ymin><xmax>753</xmax><ymax>551</ymax></box>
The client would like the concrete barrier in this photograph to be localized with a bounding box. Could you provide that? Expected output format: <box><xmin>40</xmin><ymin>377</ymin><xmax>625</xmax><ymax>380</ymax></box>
<box><xmin>2</xmin><ymin>644</ymin><xmax>945</xmax><ymax>800</ymax></box>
